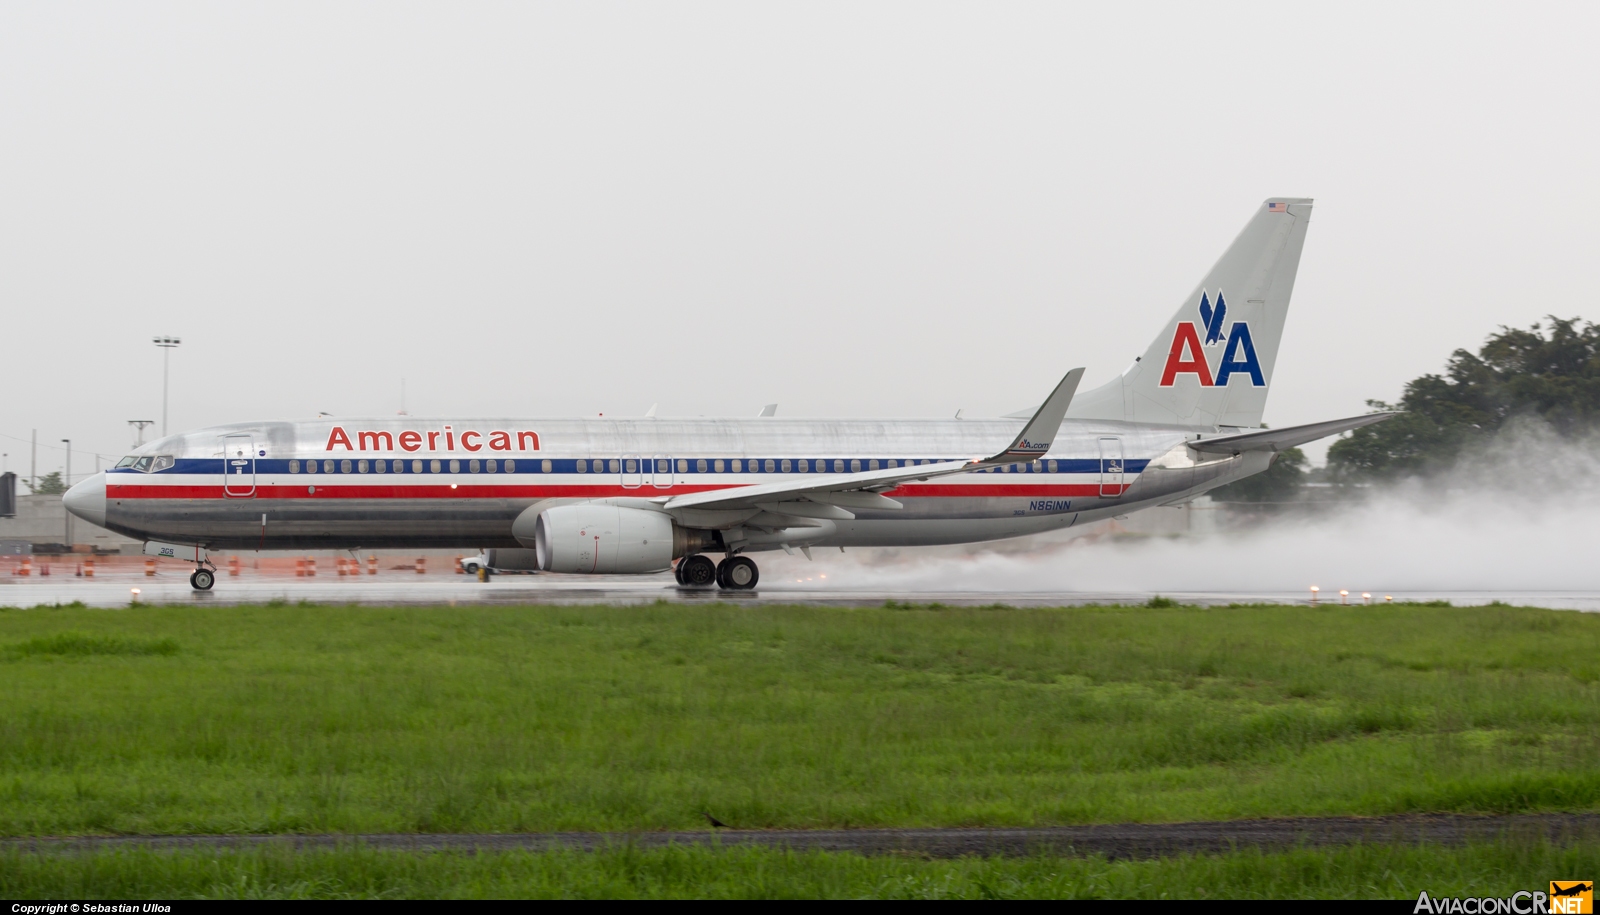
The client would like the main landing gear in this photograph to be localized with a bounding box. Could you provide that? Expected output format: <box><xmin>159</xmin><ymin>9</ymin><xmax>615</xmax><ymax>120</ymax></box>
<box><xmin>675</xmin><ymin>554</ymin><xmax>719</xmax><ymax>588</ymax></box>
<box><xmin>674</xmin><ymin>554</ymin><xmax>759</xmax><ymax>591</ymax></box>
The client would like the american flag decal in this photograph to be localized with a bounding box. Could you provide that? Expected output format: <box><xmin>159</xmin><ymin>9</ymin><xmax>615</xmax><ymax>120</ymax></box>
<box><xmin>1267</xmin><ymin>201</ymin><xmax>1287</xmax><ymax>213</ymax></box>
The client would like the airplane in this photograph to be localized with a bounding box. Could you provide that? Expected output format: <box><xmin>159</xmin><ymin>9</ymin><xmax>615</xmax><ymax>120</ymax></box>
<box><xmin>64</xmin><ymin>197</ymin><xmax>1390</xmax><ymax>592</ymax></box>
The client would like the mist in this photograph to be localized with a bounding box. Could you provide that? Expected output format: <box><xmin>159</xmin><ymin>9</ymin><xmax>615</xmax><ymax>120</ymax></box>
<box><xmin>761</xmin><ymin>423</ymin><xmax>1600</xmax><ymax>596</ymax></box>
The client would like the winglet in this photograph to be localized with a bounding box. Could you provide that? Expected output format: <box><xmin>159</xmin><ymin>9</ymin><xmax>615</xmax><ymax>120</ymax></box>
<box><xmin>986</xmin><ymin>368</ymin><xmax>1085</xmax><ymax>463</ymax></box>
<box><xmin>758</xmin><ymin>404</ymin><xmax>777</xmax><ymax>417</ymax></box>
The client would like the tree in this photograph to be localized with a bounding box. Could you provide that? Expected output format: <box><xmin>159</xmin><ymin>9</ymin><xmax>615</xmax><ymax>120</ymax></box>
<box><xmin>1209</xmin><ymin>447</ymin><xmax>1307</xmax><ymax>503</ymax></box>
<box><xmin>1328</xmin><ymin>316</ymin><xmax>1600</xmax><ymax>481</ymax></box>
<box><xmin>28</xmin><ymin>471</ymin><xmax>66</xmax><ymax>495</ymax></box>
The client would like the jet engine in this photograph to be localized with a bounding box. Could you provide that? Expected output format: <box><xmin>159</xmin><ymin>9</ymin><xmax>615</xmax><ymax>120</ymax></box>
<box><xmin>526</xmin><ymin>503</ymin><xmax>709</xmax><ymax>574</ymax></box>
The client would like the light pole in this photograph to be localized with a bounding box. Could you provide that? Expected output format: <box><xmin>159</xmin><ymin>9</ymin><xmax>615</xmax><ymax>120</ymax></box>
<box><xmin>153</xmin><ymin>336</ymin><xmax>181</xmax><ymax>438</ymax></box>
<box><xmin>61</xmin><ymin>439</ymin><xmax>71</xmax><ymax>545</ymax></box>
<box><xmin>128</xmin><ymin>420</ymin><xmax>155</xmax><ymax>448</ymax></box>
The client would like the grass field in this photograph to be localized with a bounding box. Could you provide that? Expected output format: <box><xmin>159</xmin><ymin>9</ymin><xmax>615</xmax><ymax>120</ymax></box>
<box><xmin>4</xmin><ymin>840</ymin><xmax>1597</xmax><ymax>899</ymax></box>
<box><xmin>1</xmin><ymin>599</ymin><xmax>1597</xmax><ymax>838</ymax></box>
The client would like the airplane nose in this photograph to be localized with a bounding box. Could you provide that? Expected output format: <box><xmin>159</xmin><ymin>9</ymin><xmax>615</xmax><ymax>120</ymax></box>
<box><xmin>63</xmin><ymin>472</ymin><xmax>107</xmax><ymax>528</ymax></box>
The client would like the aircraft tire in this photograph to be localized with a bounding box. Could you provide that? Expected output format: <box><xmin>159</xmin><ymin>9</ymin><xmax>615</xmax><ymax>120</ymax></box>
<box><xmin>191</xmin><ymin>569</ymin><xmax>215</xmax><ymax>591</ymax></box>
<box><xmin>717</xmin><ymin>555</ymin><xmax>758</xmax><ymax>591</ymax></box>
<box><xmin>673</xmin><ymin>560</ymin><xmax>687</xmax><ymax>586</ymax></box>
<box><xmin>680</xmin><ymin>554</ymin><xmax>717</xmax><ymax>588</ymax></box>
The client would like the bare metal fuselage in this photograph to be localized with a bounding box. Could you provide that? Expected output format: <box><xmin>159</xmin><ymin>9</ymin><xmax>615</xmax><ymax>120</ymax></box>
<box><xmin>94</xmin><ymin>416</ymin><xmax>1264</xmax><ymax>552</ymax></box>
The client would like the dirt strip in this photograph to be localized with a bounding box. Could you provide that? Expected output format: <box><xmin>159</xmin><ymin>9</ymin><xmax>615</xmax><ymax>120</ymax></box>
<box><xmin>6</xmin><ymin>815</ymin><xmax>1600</xmax><ymax>860</ymax></box>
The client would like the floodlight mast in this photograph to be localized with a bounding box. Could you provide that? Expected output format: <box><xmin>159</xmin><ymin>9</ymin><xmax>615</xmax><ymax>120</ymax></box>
<box><xmin>153</xmin><ymin>336</ymin><xmax>181</xmax><ymax>437</ymax></box>
<box><xmin>128</xmin><ymin>420</ymin><xmax>155</xmax><ymax>449</ymax></box>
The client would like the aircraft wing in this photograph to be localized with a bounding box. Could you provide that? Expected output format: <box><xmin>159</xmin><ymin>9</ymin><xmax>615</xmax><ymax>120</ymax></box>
<box><xmin>1190</xmin><ymin>412</ymin><xmax>1397</xmax><ymax>454</ymax></box>
<box><xmin>659</xmin><ymin>369</ymin><xmax>1086</xmax><ymax>517</ymax></box>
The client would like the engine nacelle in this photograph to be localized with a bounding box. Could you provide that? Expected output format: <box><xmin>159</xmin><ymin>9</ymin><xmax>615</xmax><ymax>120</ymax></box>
<box><xmin>529</xmin><ymin>503</ymin><xmax>680</xmax><ymax>574</ymax></box>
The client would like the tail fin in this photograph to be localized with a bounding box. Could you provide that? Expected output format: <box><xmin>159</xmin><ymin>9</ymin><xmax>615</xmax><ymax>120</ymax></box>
<box><xmin>1067</xmin><ymin>198</ymin><xmax>1312</xmax><ymax>428</ymax></box>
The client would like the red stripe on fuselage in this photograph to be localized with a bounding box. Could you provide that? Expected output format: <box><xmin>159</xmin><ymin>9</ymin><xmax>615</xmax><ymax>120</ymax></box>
<box><xmin>107</xmin><ymin>481</ymin><xmax>1128</xmax><ymax>500</ymax></box>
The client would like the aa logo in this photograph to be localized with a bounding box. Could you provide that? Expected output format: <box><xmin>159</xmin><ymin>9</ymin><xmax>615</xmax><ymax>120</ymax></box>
<box><xmin>1157</xmin><ymin>290</ymin><xmax>1265</xmax><ymax>388</ymax></box>
<box><xmin>1551</xmin><ymin>881</ymin><xmax>1594</xmax><ymax>914</ymax></box>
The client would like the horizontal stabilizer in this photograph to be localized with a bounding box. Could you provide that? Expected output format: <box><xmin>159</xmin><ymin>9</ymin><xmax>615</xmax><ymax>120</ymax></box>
<box><xmin>1191</xmin><ymin>412</ymin><xmax>1396</xmax><ymax>454</ymax></box>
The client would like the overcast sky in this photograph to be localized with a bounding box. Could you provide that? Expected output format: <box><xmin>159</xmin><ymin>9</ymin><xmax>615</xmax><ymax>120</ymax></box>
<box><xmin>3</xmin><ymin>2</ymin><xmax>1596</xmax><ymax>477</ymax></box>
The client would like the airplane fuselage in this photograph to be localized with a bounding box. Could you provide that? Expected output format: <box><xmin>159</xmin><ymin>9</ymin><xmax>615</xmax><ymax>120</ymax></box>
<box><xmin>90</xmin><ymin>416</ymin><xmax>1263</xmax><ymax>552</ymax></box>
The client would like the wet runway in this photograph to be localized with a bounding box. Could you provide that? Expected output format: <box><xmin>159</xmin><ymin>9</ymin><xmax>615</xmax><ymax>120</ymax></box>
<box><xmin>6</xmin><ymin>572</ymin><xmax>1600</xmax><ymax>610</ymax></box>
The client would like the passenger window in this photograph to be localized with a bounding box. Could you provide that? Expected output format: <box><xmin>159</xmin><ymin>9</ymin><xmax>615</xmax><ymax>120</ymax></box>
<box><xmin>505</xmin><ymin>460</ymin><xmax>516</xmax><ymax>473</ymax></box>
<box><xmin>449</xmin><ymin>459</ymin><xmax>460</xmax><ymax>473</ymax></box>
<box><xmin>1032</xmin><ymin>461</ymin><xmax>1043</xmax><ymax>473</ymax></box>
<box><xmin>289</xmin><ymin>459</ymin><xmax>301</xmax><ymax>473</ymax></box>
<box><xmin>697</xmin><ymin>459</ymin><xmax>707</xmax><ymax>473</ymax></box>
<box><xmin>486</xmin><ymin>459</ymin><xmax>497</xmax><ymax>473</ymax></box>
<box><xmin>625</xmin><ymin>459</ymin><xmax>637</xmax><ymax>473</ymax></box>
<box><xmin>765</xmin><ymin>459</ymin><xmax>776</xmax><ymax>472</ymax></box>
<box><xmin>341</xmin><ymin>460</ymin><xmax>352</xmax><ymax>473</ymax></box>
<box><xmin>412</xmin><ymin>460</ymin><xmax>423</xmax><ymax>473</ymax></box>
<box><xmin>731</xmin><ymin>459</ymin><xmax>742</xmax><ymax>473</ymax></box>
<box><xmin>540</xmin><ymin>460</ymin><xmax>550</xmax><ymax>473</ymax></box>
<box><xmin>469</xmin><ymin>460</ymin><xmax>480</xmax><ymax>473</ymax></box>
<box><xmin>797</xmin><ymin>459</ymin><xmax>808</xmax><ymax>473</ymax></box>
<box><xmin>358</xmin><ymin>460</ymin><xmax>369</xmax><ymax>473</ymax></box>
<box><xmin>850</xmin><ymin>459</ymin><xmax>861</xmax><ymax>473</ymax></box>
<box><xmin>887</xmin><ymin>459</ymin><xmax>898</xmax><ymax>468</ymax></box>
<box><xmin>714</xmin><ymin>459</ymin><xmax>725</xmax><ymax>473</ymax></box>
<box><xmin>869</xmin><ymin>459</ymin><xmax>880</xmax><ymax>471</ymax></box>
<box><xmin>1047</xmin><ymin>460</ymin><xmax>1058</xmax><ymax>473</ymax></box>
<box><xmin>677</xmin><ymin>459</ymin><xmax>687</xmax><ymax>473</ymax></box>
<box><xmin>305</xmin><ymin>460</ymin><xmax>317</xmax><ymax>474</ymax></box>
<box><xmin>430</xmin><ymin>459</ymin><xmax>441</xmax><ymax>473</ymax></box>
<box><xmin>602</xmin><ymin>459</ymin><xmax>614</xmax><ymax>473</ymax></box>
<box><xmin>376</xmin><ymin>460</ymin><xmax>386</xmax><ymax>474</ymax></box>
<box><xmin>834</xmin><ymin>459</ymin><xmax>844</xmax><ymax>473</ymax></box>
<box><xmin>577</xmin><ymin>460</ymin><xmax>587</xmax><ymax>474</ymax></box>
<box><xmin>393</xmin><ymin>460</ymin><xmax>403</xmax><ymax>473</ymax></box>
<box><xmin>324</xmin><ymin>460</ymin><xmax>334</xmax><ymax>473</ymax></box>
<box><xmin>780</xmin><ymin>459</ymin><xmax>791</xmax><ymax>473</ymax></box>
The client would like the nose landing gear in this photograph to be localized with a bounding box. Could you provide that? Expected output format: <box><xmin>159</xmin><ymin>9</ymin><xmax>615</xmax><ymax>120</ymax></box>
<box><xmin>189</xmin><ymin>567</ymin><xmax>215</xmax><ymax>591</ymax></box>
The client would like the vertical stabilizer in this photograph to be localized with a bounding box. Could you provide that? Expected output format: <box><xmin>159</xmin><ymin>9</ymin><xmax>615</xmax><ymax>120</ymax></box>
<box><xmin>1067</xmin><ymin>198</ymin><xmax>1312</xmax><ymax>428</ymax></box>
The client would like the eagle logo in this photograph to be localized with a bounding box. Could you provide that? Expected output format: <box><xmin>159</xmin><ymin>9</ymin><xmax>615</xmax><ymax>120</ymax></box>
<box><xmin>1198</xmin><ymin>291</ymin><xmax>1228</xmax><ymax>345</ymax></box>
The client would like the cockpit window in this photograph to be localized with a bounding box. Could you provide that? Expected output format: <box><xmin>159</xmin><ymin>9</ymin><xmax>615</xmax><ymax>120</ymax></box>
<box><xmin>151</xmin><ymin>455</ymin><xmax>176</xmax><ymax>472</ymax></box>
<box><xmin>116</xmin><ymin>456</ymin><xmax>139</xmax><ymax>469</ymax></box>
<box><xmin>133</xmin><ymin>456</ymin><xmax>154</xmax><ymax>472</ymax></box>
